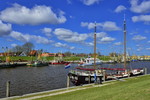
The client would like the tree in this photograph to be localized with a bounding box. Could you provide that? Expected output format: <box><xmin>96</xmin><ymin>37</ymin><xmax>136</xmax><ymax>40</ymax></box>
<box><xmin>12</xmin><ymin>45</ymin><xmax>23</xmax><ymax>52</ymax></box>
<box><xmin>64</xmin><ymin>51</ymin><xmax>72</xmax><ymax>56</ymax></box>
<box><xmin>22</xmin><ymin>42</ymin><xmax>34</xmax><ymax>55</ymax></box>
<box><xmin>109</xmin><ymin>52</ymin><xmax>118</xmax><ymax>57</ymax></box>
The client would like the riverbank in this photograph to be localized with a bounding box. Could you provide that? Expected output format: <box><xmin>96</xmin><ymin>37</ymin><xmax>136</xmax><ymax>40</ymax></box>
<box><xmin>2</xmin><ymin>74</ymin><xmax>150</xmax><ymax>100</ymax></box>
<box><xmin>0</xmin><ymin>56</ymin><xmax>111</xmax><ymax>62</ymax></box>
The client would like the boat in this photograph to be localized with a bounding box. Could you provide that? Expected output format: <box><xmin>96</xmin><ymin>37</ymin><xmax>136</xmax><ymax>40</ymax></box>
<box><xmin>78</xmin><ymin>57</ymin><xmax>102</xmax><ymax>66</ymax></box>
<box><xmin>27</xmin><ymin>53</ymin><xmax>49</xmax><ymax>67</ymax></box>
<box><xmin>50</xmin><ymin>53</ymin><xmax>69</xmax><ymax>65</ymax></box>
<box><xmin>68</xmin><ymin>23</ymin><xmax>103</xmax><ymax>85</ymax></box>
<box><xmin>103</xmin><ymin>17</ymin><xmax>144</xmax><ymax>79</ymax></box>
<box><xmin>68</xmin><ymin>67</ymin><xmax>103</xmax><ymax>85</ymax></box>
<box><xmin>27</xmin><ymin>60</ymin><xmax>49</xmax><ymax>67</ymax></box>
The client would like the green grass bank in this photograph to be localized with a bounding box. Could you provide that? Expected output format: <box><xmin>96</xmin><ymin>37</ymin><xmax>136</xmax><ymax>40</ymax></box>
<box><xmin>0</xmin><ymin>56</ymin><xmax>112</xmax><ymax>62</ymax></box>
<box><xmin>12</xmin><ymin>75</ymin><xmax>150</xmax><ymax>100</ymax></box>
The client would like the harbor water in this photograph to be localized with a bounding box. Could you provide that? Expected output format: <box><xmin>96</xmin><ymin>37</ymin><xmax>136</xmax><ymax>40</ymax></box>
<box><xmin>0</xmin><ymin>61</ymin><xmax>150</xmax><ymax>98</ymax></box>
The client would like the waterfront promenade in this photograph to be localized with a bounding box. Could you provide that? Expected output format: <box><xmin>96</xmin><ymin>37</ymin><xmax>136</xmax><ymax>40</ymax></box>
<box><xmin>1</xmin><ymin>74</ymin><xmax>150</xmax><ymax>100</ymax></box>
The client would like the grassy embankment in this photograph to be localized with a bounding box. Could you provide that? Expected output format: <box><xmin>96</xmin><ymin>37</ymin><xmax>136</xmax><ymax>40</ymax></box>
<box><xmin>15</xmin><ymin>75</ymin><xmax>150</xmax><ymax>100</ymax></box>
<box><xmin>0</xmin><ymin>56</ymin><xmax>112</xmax><ymax>62</ymax></box>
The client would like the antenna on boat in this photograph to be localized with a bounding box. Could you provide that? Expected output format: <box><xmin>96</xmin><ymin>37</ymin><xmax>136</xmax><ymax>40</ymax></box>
<box><xmin>94</xmin><ymin>22</ymin><xmax>97</xmax><ymax>69</ymax></box>
<box><xmin>123</xmin><ymin>14</ymin><xmax>127</xmax><ymax>71</ymax></box>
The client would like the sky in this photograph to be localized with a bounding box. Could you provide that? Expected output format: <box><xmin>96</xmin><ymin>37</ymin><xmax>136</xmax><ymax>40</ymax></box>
<box><xmin>0</xmin><ymin>0</ymin><xmax>150</xmax><ymax>55</ymax></box>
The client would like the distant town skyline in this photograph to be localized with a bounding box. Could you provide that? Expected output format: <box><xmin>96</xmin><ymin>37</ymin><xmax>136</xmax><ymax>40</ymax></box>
<box><xmin>0</xmin><ymin>0</ymin><xmax>150</xmax><ymax>55</ymax></box>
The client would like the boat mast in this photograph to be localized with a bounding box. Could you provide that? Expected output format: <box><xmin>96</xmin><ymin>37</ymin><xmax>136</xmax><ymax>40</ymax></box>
<box><xmin>123</xmin><ymin>15</ymin><xmax>127</xmax><ymax>70</ymax></box>
<box><xmin>94</xmin><ymin>22</ymin><xmax>97</xmax><ymax>69</ymax></box>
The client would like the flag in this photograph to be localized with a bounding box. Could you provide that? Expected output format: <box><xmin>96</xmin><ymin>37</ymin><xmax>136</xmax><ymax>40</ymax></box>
<box><xmin>65</xmin><ymin>63</ymin><xmax>71</xmax><ymax>69</ymax></box>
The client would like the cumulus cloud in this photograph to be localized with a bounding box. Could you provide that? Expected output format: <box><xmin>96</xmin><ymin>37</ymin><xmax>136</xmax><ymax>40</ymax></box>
<box><xmin>114</xmin><ymin>5</ymin><xmax>127</xmax><ymax>13</ymax></box>
<box><xmin>42</xmin><ymin>27</ymin><xmax>52</xmax><ymax>37</ymax></box>
<box><xmin>10</xmin><ymin>31</ymin><xmax>53</xmax><ymax>44</ymax></box>
<box><xmin>102</xmin><ymin>21</ymin><xmax>121</xmax><ymax>31</ymax></box>
<box><xmin>132</xmin><ymin>35</ymin><xmax>147</xmax><ymax>41</ymax></box>
<box><xmin>53</xmin><ymin>28</ymin><xmax>88</xmax><ymax>43</ymax></box>
<box><xmin>98</xmin><ymin>36</ymin><xmax>115</xmax><ymax>44</ymax></box>
<box><xmin>54</xmin><ymin>42</ymin><xmax>75</xmax><ymax>50</ymax></box>
<box><xmin>130</xmin><ymin>0</ymin><xmax>150</xmax><ymax>13</ymax></box>
<box><xmin>114</xmin><ymin>42</ymin><xmax>122</xmax><ymax>46</ymax></box>
<box><xmin>0</xmin><ymin>20</ymin><xmax>12</xmax><ymax>36</ymax></box>
<box><xmin>54</xmin><ymin>42</ymin><xmax>67</xmax><ymax>47</ymax></box>
<box><xmin>88</xmin><ymin>32</ymin><xmax>107</xmax><ymax>38</ymax></box>
<box><xmin>100</xmin><ymin>37</ymin><xmax>115</xmax><ymax>42</ymax></box>
<box><xmin>81</xmin><ymin>0</ymin><xmax>100</xmax><ymax>6</ymax></box>
<box><xmin>81</xmin><ymin>21</ymin><xmax>120</xmax><ymax>31</ymax></box>
<box><xmin>132</xmin><ymin>15</ymin><xmax>150</xmax><ymax>23</ymax></box>
<box><xmin>0</xmin><ymin>3</ymin><xmax>66</xmax><ymax>25</ymax></box>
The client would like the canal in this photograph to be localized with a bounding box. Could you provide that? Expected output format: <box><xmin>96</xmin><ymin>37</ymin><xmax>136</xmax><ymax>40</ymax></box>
<box><xmin>0</xmin><ymin>61</ymin><xmax>150</xmax><ymax>98</ymax></box>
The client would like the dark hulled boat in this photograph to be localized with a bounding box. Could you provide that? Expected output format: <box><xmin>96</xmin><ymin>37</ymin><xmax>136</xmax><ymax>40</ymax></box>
<box><xmin>68</xmin><ymin>23</ymin><xmax>103</xmax><ymax>85</ymax></box>
<box><xmin>68</xmin><ymin>67</ymin><xmax>103</xmax><ymax>85</ymax></box>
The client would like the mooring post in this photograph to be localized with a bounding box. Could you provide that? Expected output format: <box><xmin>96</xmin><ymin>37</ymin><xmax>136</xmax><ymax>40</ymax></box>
<box><xmin>67</xmin><ymin>76</ymin><xmax>70</xmax><ymax>88</ymax></box>
<box><xmin>103</xmin><ymin>70</ymin><xmax>106</xmax><ymax>82</ymax></box>
<box><xmin>88</xmin><ymin>75</ymin><xmax>90</xmax><ymax>84</ymax></box>
<box><xmin>145</xmin><ymin>68</ymin><xmax>147</xmax><ymax>75</ymax></box>
<box><xmin>6</xmin><ymin>81</ymin><xmax>10</xmax><ymax>97</ymax></box>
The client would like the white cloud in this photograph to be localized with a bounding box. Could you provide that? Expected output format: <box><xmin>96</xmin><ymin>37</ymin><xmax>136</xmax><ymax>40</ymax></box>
<box><xmin>53</xmin><ymin>28</ymin><xmax>88</xmax><ymax>43</ymax></box>
<box><xmin>81</xmin><ymin>21</ymin><xmax>120</xmax><ymax>31</ymax></box>
<box><xmin>115</xmin><ymin>5</ymin><xmax>127</xmax><ymax>13</ymax></box>
<box><xmin>11</xmin><ymin>43</ymin><xmax>18</xmax><ymax>47</ymax></box>
<box><xmin>84</xmin><ymin>42</ymin><xmax>94</xmax><ymax>46</ymax></box>
<box><xmin>54</xmin><ymin>42</ymin><xmax>75</xmax><ymax>50</ymax></box>
<box><xmin>42</xmin><ymin>27</ymin><xmax>52</xmax><ymax>37</ymax></box>
<box><xmin>148</xmin><ymin>41</ymin><xmax>150</xmax><ymax>43</ymax></box>
<box><xmin>10</xmin><ymin>31</ymin><xmax>53</xmax><ymax>44</ymax></box>
<box><xmin>137</xmin><ymin>47</ymin><xmax>143</xmax><ymax>51</ymax></box>
<box><xmin>132</xmin><ymin>35</ymin><xmax>147</xmax><ymax>41</ymax></box>
<box><xmin>69</xmin><ymin>46</ymin><xmax>75</xmax><ymax>50</ymax></box>
<box><xmin>54</xmin><ymin>42</ymin><xmax>67</xmax><ymax>47</ymax></box>
<box><xmin>0</xmin><ymin>20</ymin><xmax>12</xmax><ymax>36</ymax></box>
<box><xmin>98</xmin><ymin>37</ymin><xmax>115</xmax><ymax>44</ymax></box>
<box><xmin>114</xmin><ymin>42</ymin><xmax>122</xmax><ymax>46</ymax></box>
<box><xmin>81</xmin><ymin>0</ymin><xmax>100</xmax><ymax>6</ymax></box>
<box><xmin>89</xmin><ymin>32</ymin><xmax>107</xmax><ymax>38</ymax></box>
<box><xmin>132</xmin><ymin>15</ymin><xmax>150</xmax><ymax>23</ymax></box>
<box><xmin>102</xmin><ymin>21</ymin><xmax>121</xmax><ymax>31</ymax></box>
<box><xmin>146</xmin><ymin>48</ymin><xmax>150</xmax><ymax>50</ymax></box>
<box><xmin>0</xmin><ymin>3</ymin><xmax>66</xmax><ymax>25</ymax></box>
<box><xmin>130</xmin><ymin>0</ymin><xmax>150</xmax><ymax>13</ymax></box>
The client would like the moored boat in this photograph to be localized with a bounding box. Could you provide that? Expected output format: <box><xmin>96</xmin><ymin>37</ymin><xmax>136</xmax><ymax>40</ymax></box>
<box><xmin>27</xmin><ymin>60</ymin><xmax>49</xmax><ymax>67</ymax></box>
<box><xmin>78</xmin><ymin>57</ymin><xmax>102</xmax><ymax>66</ymax></box>
<box><xmin>68</xmin><ymin>23</ymin><xmax>103</xmax><ymax>85</ymax></box>
<box><xmin>68</xmin><ymin>67</ymin><xmax>103</xmax><ymax>85</ymax></box>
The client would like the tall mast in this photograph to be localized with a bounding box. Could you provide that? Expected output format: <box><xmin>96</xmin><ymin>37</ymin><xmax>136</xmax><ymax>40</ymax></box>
<box><xmin>94</xmin><ymin>22</ymin><xmax>97</xmax><ymax>69</ymax></box>
<box><xmin>124</xmin><ymin>16</ymin><xmax>127</xmax><ymax>70</ymax></box>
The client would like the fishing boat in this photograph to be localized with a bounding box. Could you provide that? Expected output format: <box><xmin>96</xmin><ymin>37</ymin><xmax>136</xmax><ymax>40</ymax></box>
<box><xmin>78</xmin><ymin>57</ymin><xmax>102</xmax><ymax>66</ymax></box>
<box><xmin>68</xmin><ymin>23</ymin><xmax>103</xmax><ymax>85</ymax></box>
<box><xmin>50</xmin><ymin>53</ymin><xmax>69</xmax><ymax>65</ymax></box>
<box><xmin>27</xmin><ymin>60</ymin><xmax>49</xmax><ymax>67</ymax></box>
<box><xmin>27</xmin><ymin>53</ymin><xmax>49</xmax><ymax>67</ymax></box>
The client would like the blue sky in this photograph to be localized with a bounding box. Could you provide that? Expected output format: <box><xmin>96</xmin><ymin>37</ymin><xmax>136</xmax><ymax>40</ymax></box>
<box><xmin>0</xmin><ymin>0</ymin><xmax>150</xmax><ymax>55</ymax></box>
